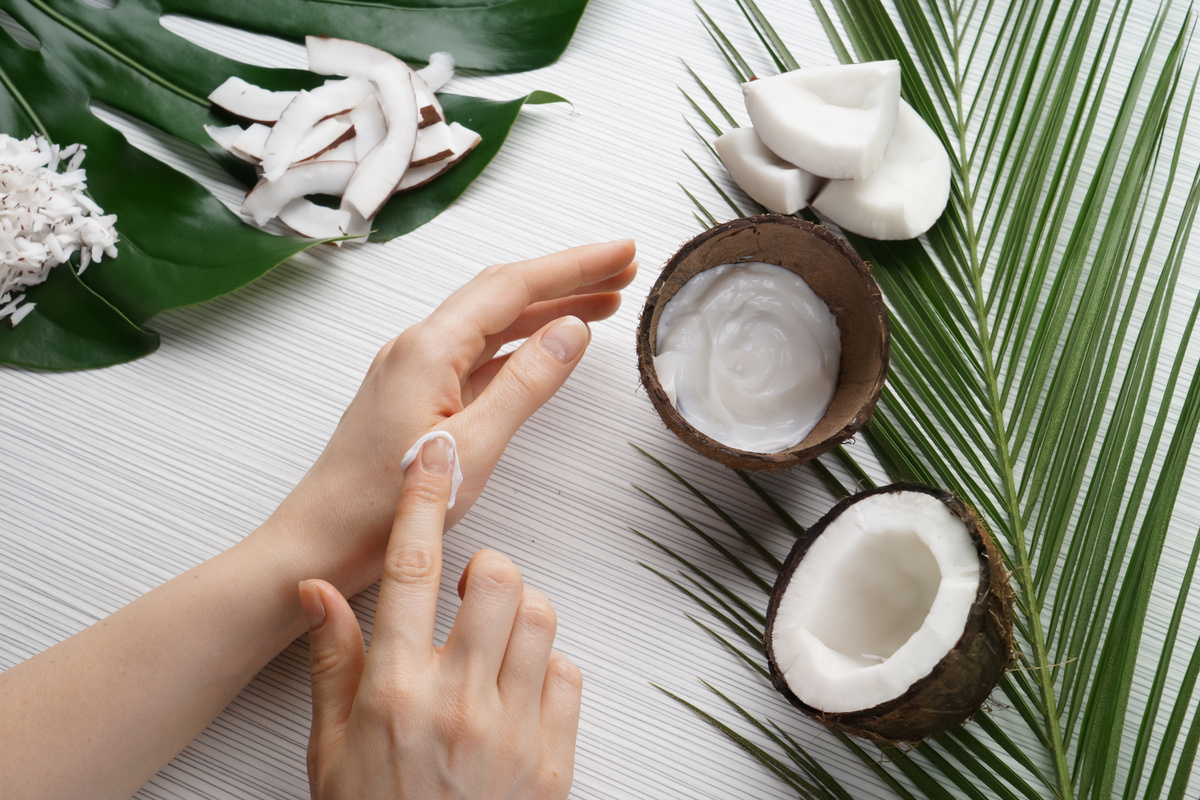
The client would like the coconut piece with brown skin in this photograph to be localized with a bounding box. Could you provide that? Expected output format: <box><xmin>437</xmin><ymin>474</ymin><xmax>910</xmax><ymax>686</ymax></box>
<box><xmin>636</xmin><ymin>215</ymin><xmax>889</xmax><ymax>471</ymax></box>
<box><xmin>764</xmin><ymin>483</ymin><xmax>1014</xmax><ymax>743</ymax></box>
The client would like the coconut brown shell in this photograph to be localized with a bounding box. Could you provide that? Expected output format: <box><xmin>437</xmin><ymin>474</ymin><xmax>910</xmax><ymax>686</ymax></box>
<box><xmin>763</xmin><ymin>483</ymin><xmax>1014</xmax><ymax>743</ymax></box>
<box><xmin>636</xmin><ymin>215</ymin><xmax>889</xmax><ymax>471</ymax></box>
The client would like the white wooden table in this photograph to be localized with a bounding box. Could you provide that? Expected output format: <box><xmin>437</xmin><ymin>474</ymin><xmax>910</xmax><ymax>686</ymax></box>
<box><xmin>3</xmin><ymin>1</ymin><xmax>1199</xmax><ymax>797</ymax></box>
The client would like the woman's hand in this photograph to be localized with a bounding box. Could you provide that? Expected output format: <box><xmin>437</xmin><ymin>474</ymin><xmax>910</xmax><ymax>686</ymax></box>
<box><xmin>267</xmin><ymin>240</ymin><xmax>637</xmax><ymax>594</ymax></box>
<box><xmin>300</xmin><ymin>436</ymin><xmax>582</xmax><ymax>800</ymax></box>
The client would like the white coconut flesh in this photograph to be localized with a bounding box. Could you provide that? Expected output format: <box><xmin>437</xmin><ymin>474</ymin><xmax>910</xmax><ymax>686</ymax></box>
<box><xmin>208</xmin><ymin>77</ymin><xmax>297</xmax><ymax>124</ymax></box>
<box><xmin>714</xmin><ymin>127</ymin><xmax>824</xmax><ymax>215</ymax></box>
<box><xmin>411</xmin><ymin>121</ymin><xmax>455</xmax><ymax>167</ymax></box>
<box><xmin>743</xmin><ymin>61</ymin><xmax>901</xmax><ymax>180</ymax></box>
<box><xmin>261</xmin><ymin>77</ymin><xmax>372</xmax><ymax>182</ymax></box>
<box><xmin>241</xmin><ymin>161</ymin><xmax>357</xmax><ymax>226</ymax></box>
<box><xmin>342</xmin><ymin>61</ymin><xmax>418</xmax><ymax>219</ymax></box>
<box><xmin>811</xmin><ymin>100</ymin><xmax>951</xmax><ymax>240</ymax></box>
<box><xmin>418</xmin><ymin>51</ymin><xmax>456</xmax><ymax>92</ymax></box>
<box><xmin>770</xmin><ymin>491</ymin><xmax>979</xmax><ymax>713</ymax></box>
<box><xmin>397</xmin><ymin>123</ymin><xmax>481</xmax><ymax>191</ymax></box>
<box><xmin>207</xmin><ymin>38</ymin><xmax>477</xmax><ymax>239</ymax></box>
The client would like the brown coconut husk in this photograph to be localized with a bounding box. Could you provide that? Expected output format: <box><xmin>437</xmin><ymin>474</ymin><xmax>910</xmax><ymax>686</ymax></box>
<box><xmin>763</xmin><ymin>483</ymin><xmax>1015</xmax><ymax>743</ymax></box>
<box><xmin>636</xmin><ymin>215</ymin><xmax>889</xmax><ymax>471</ymax></box>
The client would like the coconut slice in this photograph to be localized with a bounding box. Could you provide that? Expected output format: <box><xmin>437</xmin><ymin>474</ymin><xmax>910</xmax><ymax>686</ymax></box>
<box><xmin>241</xmin><ymin>160</ymin><xmax>357</xmax><ymax>227</ymax></box>
<box><xmin>811</xmin><ymin>101</ymin><xmax>951</xmax><ymax>240</ymax></box>
<box><xmin>417</xmin><ymin>52</ymin><xmax>455</xmax><ymax>92</ymax></box>
<box><xmin>204</xmin><ymin>124</ymin><xmax>258</xmax><ymax>164</ymax></box>
<box><xmin>714</xmin><ymin>127</ymin><xmax>824</xmax><ymax>214</ymax></box>
<box><xmin>294</xmin><ymin>115</ymin><xmax>355</xmax><ymax>162</ymax></box>
<box><xmin>277</xmin><ymin>198</ymin><xmax>353</xmax><ymax>239</ymax></box>
<box><xmin>307</xmin><ymin>138</ymin><xmax>358</xmax><ymax>163</ymax></box>
<box><xmin>260</xmin><ymin>77</ymin><xmax>372</xmax><ymax>182</ymax></box>
<box><xmin>410</xmin><ymin>121</ymin><xmax>455</xmax><ymax>167</ymax></box>
<box><xmin>765</xmin><ymin>484</ymin><xmax>1012</xmax><ymax>742</ymax></box>
<box><xmin>412</xmin><ymin>72</ymin><xmax>444</xmax><ymax>129</ymax></box>
<box><xmin>348</xmin><ymin>97</ymin><xmax>387</xmax><ymax>162</ymax></box>
<box><xmin>307</xmin><ymin>36</ymin><xmax>441</xmax><ymax>128</ymax></box>
<box><xmin>743</xmin><ymin>61</ymin><xmax>901</xmax><ymax>180</ymax></box>
<box><xmin>341</xmin><ymin>61</ymin><xmax>419</xmax><ymax>219</ymax></box>
<box><xmin>230</xmin><ymin>123</ymin><xmax>272</xmax><ymax>162</ymax></box>
<box><xmin>208</xmin><ymin>77</ymin><xmax>297</xmax><ymax>124</ymax></box>
<box><xmin>395</xmin><ymin>122</ymin><xmax>480</xmax><ymax>191</ymax></box>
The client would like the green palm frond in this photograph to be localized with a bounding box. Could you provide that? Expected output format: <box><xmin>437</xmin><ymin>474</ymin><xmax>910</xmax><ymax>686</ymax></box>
<box><xmin>639</xmin><ymin>1</ymin><xmax>1200</xmax><ymax>798</ymax></box>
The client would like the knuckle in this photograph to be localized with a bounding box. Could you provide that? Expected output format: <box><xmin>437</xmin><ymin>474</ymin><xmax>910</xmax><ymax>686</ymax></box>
<box><xmin>500</xmin><ymin>354</ymin><xmax>547</xmax><ymax>401</ymax></box>
<box><xmin>308</xmin><ymin>644</ymin><xmax>350</xmax><ymax>683</ymax></box>
<box><xmin>547</xmin><ymin>655</ymin><xmax>583</xmax><ymax>690</ymax></box>
<box><xmin>439</xmin><ymin>703</ymin><xmax>489</xmax><ymax>747</ymax></box>
<box><xmin>383</xmin><ymin>543</ymin><xmax>439</xmax><ymax>584</ymax></box>
<box><xmin>402</xmin><ymin>478</ymin><xmax>449</xmax><ymax>509</ymax></box>
<box><xmin>468</xmin><ymin>551</ymin><xmax>523</xmax><ymax>595</ymax></box>
<box><xmin>518</xmin><ymin>589</ymin><xmax>557</xmax><ymax>634</ymax></box>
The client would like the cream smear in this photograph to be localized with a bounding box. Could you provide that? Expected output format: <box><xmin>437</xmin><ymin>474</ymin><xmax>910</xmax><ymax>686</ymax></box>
<box><xmin>399</xmin><ymin>431</ymin><xmax>464</xmax><ymax>508</ymax></box>
<box><xmin>653</xmin><ymin>261</ymin><xmax>841</xmax><ymax>453</ymax></box>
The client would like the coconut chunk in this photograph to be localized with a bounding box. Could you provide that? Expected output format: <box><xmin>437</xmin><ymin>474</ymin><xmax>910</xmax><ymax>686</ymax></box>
<box><xmin>396</xmin><ymin>122</ymin><xmax>480</xmax><ymax>191</ymax></box>
<box><xmin>410</xmin><ymin>121</ymin><xmax>455</xmax><ymax>167</ymax></box>
<box><xmin>349</xmin><ymin>97</ymin><xmax>387</xmax><ymax>162</ymax></box>
<box><xmin>260</xmin><ymin>77</ymin><xmax>372</xmax><ymax>182</ymax></box>
<box><xmin>208</xmin><ymin>77</ymin><xmax>297</xmax><ymax>124</ymax></box>
<box><xmin>204</xmin><ymin>124</ymin><xmax>258</xmax><ymax>164</ymax></box>
<box><xmin>341</xmin><ymin>61</ymin><xmax>419</xmax><ymax>219</ymax></box>
<box><xmin>307</xmin><ymin>139</ymin><xmax>358</xmax><ymax>163</ymax></box>
<box><xmin>714</xmin><ymin>127</ymin><xmax>824</xmax><ymax>214</ymax></box>
<box><xmin>277</xmin><ymin>198</ymin><xmax>353</xmax><ymax>239</ymax></box>
<box><xmin>811</xmin><ymin>101</ymin><xmax>951</xmax><ymax>240</ymax></box>
<box><xmin>743</xmin><ymin>61</ymin><xmax>901</xmax><ymax>180</ymax></box>
<box><xmin>231</xmin><ymin>123</ymin><xmax>272</xmax><ymax>162</ymax></box>
<box><xmin>417</xmin><ymin>52</ymin><xmax>455</xmax><ymax>92</ymax></box>
<box><xmin>412</xmin><ymin>71</ymin><xmax>444</xmax><ymax>129</ymax></box>
<box><xmin>765</xmin><ymin>484</ymin><xmax>1012</xmax><ymax>742</ymax></box>
<box><xmin>294</xmin><ymin>115</ymin><xmax>355</xmax><ymax>162</ymax></box>
<box><xmin>241</xmin><ymin>160</ymin><xmax>357</xmax><ymax>227</ymax></box>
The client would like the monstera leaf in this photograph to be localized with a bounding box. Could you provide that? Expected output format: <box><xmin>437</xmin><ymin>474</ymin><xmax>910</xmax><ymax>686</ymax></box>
<box><xmin>0</xmin><ymin>0</ymin><xmax>587</xmax><ymax>370</ymax></box>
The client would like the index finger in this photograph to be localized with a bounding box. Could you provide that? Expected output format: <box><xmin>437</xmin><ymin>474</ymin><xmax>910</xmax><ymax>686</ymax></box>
<box><xmin>367</xmin><ymin>432</ymin><xmax>458</xmax><ymax>671</ymax></box>
<box><xmin>432</xmin><ymin>239</ymin><xmax>636</xmax><ymax>358</ymax></box>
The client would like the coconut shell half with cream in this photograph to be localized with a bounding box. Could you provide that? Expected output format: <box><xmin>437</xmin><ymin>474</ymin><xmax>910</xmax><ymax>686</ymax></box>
<box><xmin>637</xmin><ymin>215</ymin><xmax>889</xmax><ymax>471</ymax></box>
<box><xmin>764</xmin><ymin>483</ymin><xmax>1014</xmax><ymax>742</ymax></box>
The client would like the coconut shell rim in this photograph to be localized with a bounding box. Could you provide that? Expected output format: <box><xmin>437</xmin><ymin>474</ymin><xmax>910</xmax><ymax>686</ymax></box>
<box><xmin>636</xmin><ymin>215</ymin><xmax>890</xmax><ymax>472</ymax></box>
<box><xmin>763</xmin><ymin>482</ymin><xmax>1014</xmax><ymax>743</ymax></box>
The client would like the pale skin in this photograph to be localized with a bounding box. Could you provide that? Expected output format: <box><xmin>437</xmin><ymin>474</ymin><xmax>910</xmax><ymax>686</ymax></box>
<box><xmin>0</xmin><ymin>240</ymin><xmax>638</xmax><ymax>800</ymax></box>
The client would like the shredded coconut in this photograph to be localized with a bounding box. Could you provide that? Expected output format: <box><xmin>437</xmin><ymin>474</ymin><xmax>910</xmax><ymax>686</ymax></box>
<box><xmin>0</xmin><ymin>133</ymin><xmax>119</xmax><ymax>326</ymax></box>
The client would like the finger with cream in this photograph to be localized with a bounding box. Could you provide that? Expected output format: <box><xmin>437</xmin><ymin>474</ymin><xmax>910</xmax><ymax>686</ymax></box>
<box><xmin>652</xmin><ymin>261</ymin><xmax>841</xmax><ymax>453</ymax></box>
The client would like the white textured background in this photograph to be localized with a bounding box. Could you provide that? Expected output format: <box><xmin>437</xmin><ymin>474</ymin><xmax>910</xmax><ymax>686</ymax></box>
<box><xmin>2</xmin><ymin>1</ymin><xmax>1199</xmax><ymax>798</ymax></box>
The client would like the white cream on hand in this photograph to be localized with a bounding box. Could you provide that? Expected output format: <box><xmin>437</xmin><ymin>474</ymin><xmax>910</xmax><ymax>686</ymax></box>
<box><xmin>399</xmin><ymin>431</ymin><xmax>464</xmax><ymax>508</ymax></box>
<box><xmin>652</xmin><ymin>262</ymin><xmax>841</xmax><ymax>453</ymax></box>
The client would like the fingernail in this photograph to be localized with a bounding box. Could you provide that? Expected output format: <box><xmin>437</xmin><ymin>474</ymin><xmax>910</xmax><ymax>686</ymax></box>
<box><xmin>540</xmin><ymin>316</ymin><xmax>589</xmax><ymax>364</ymax></box>
<box><xmin>420</xmin><ymin>435</ymin><xmax>453</xmax><ymax>476</ymax></box>
<box><xmin>298</xmin><ymin>581</ymin><xmax>326</xmax><ymax>631</ymax></box>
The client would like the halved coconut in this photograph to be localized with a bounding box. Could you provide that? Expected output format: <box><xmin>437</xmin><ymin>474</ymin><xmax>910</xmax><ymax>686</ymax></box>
<box><xmin>341</xmin><ymin>61</ymin><xmax>419</xmax><ymax>219</ymax></box>
<box><xmin>260</xmin><ymin>77</ymin><xmax>372</xmax><ymax>182</ymax></box>
<box><xmin>417</xmin><ymin>51</ymin><xmax>455</xmax><ymax>92</ymax></box>
<box><xmin>241</xmin><ymin>160</ymin><xmax>357</xmax><ymax>227</ymax></box>
<box><xmin>396</xmin><ymin>122</ymin><xmax>481</xmax><ymax>191</ymax></box>
<box><xmin>765</xmin><ymin>484</ymin><xmax>1013</xmax><ymax>742</ymax></box>
<box><xmin>743</xmin><ymin>61</ymin><xmax>901</xmax><ymax>180</ymax></box>
<box><xmin>208</xmin><ymin>77</ymin><xmax>297</xmax><ymax>124</ymax></box>
<box><xmin>636</xmin><ymin>215</ymin><xmax>889</xmax><ymax>471</ymax></box>
<box><xmin>714</xmin><ymin>127</ymin><xmax>824</xmax><ymax>214</ymax></box>
<box><xmin>811</xmin><ymin>100</ymin><xmax>951</xmax><ymax>240</ymax></box>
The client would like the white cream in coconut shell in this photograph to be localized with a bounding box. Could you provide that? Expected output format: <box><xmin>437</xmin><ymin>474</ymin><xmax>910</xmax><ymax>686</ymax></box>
<box><xmin>769</xmin><ymin>491</ymin><xmax>979</xmax><ymax>713</ymax></box>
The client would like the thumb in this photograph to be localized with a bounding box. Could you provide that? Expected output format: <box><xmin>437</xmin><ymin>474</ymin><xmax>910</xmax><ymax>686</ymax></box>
<box><xmin>299</xmin><ymin>579</ymin><xmax>365</xmax><ymax>758</ymax></box>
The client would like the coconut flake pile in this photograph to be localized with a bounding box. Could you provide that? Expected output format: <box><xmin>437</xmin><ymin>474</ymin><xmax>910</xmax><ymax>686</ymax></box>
<box><xmin>0</xmin><ymin>133</ymin><xmax>119</xmax><ymax>326</ymax></box>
